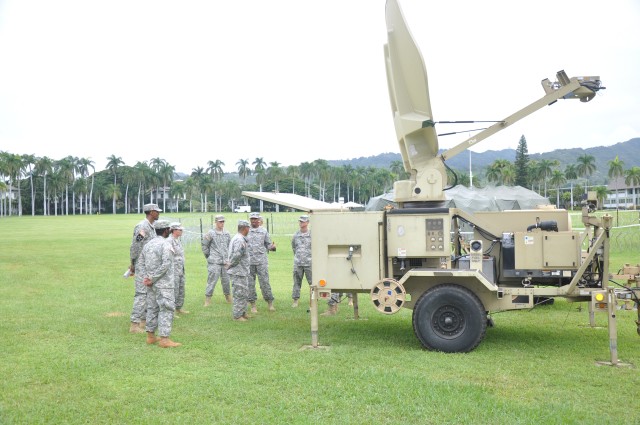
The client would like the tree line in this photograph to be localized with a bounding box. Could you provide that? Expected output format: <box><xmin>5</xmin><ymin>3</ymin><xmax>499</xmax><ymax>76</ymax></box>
<box><xmin>2</xmin><ymin>137</ymin><xmax>638</xmax><ymax>216</ymax></box>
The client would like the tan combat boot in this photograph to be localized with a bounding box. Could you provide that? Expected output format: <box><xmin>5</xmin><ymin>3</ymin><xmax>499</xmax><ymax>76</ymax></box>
<box><xmin>225</xmin><ymin>294</ymin><xmax>232</xmax><ymax>303</ymax></box>
<box><xmin>321</xmin><ymin>304</ymin><xmax>338</xmax><ymax>316</ymax></box>
<box><xmin>234</xmin><ymin>316</ymin><xmax>248</xmax><ymax>322</ymax></box>
<box><xmin>291</xmin><ymin>299</ymin><xmax>299</xmax><ymax>308</ymax></box>
<box><xmin>146</xmin><ymin>332</ymin><xmax>160</xmax><ymax>345</ymax></box>
<box><xmin>158</xmin><ymin>337</ymin><xmax>182</xmax><ymax>348</ymax></box>
<box><xmin>129</xmin><ymin>322</ymin><xmax>144</xmax><ymax>334</ymax></box>
<box><xmin>176</xmin><ymin>309</ymin><xmax>190</xmax><ymax>315</ymax></box>
<box><xmin>250</xmin><ymin>302</ymin><xmax>258</xmax><ymax>314</ymax></box>
<box><xmin>268</xmin><ymin>301</ymin><xmax>276</xmax><ymax>312</ymax></box>
<box><xmin>242</xmin><ymin>312</ymin><xmax>252</xmax><ymax>319</ymax></box>
<box><xmin>204</xmin><ymin>296</ymin><xmax>212</xmax><ymax>307</ymax></box>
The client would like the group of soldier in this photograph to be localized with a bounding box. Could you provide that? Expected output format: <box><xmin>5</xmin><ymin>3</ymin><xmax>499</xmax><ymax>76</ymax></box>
<box><xmin>128</xmin><ymin>203</ymin><xmax>187</xmax><ymax>348</ymax></box>
<box><xmin>127</xmin><ymin>204</ymin><xmax>341</xmax><ymax>348</ymax></box>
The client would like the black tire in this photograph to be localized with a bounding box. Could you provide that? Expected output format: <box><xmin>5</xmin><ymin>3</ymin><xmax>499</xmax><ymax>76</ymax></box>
<box><xmin>412</xmin><ymin>284</ymin><xmax>487</xmax><ymax>353</ymax></box>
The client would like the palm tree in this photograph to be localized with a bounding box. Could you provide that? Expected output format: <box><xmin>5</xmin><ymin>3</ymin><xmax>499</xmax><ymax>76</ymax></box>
<box><xmin>158</xmin><ymin>161</ymin><xmax>175</xmax><ymax>212</ymax></box>
<box><xmin>549</xmin><ymin>170</ymin><xmax>566</xmax><ymax>208</ymax></box>
<box><xmin>76</xmin><ymin>157</ymin><xmax>94</xmax><ymax>214</ymax></box>
<box><xmin>576</xmin><ymin>154</ymin><xmax>596</xmax><ymax>193</ymax></box>
<box><xmin>49</xmin><ymin>166</ymin><xmax>65</xmax><ymax>216</ymax></box>
<box><xmin>389</xmin><ymin>160</ymin><xmax>409</xmax><ymax>180</ymax></box>
<box><xmin>286</xmin><ymin>165</ymin><xmax>298</xmax><ymax>195</ymax></box>
<box><xmin>207</xmin><ymin>159</ymin><xmax>225</xmax><ymax>212</ymax></box>
<box><xmin>299</xmin><ymin>162</ymin><xmax>313</xmax><ymax>197</ymax></box>
<box><xmin>21</xmin><ymin>154</ymin><xmax>37</xmax><ymax>216</ymax></box>
<box><xmin>170</xmin><ymin>181</ymin><xmax>186</xmax><ymax>213</ymax></box>
<box><xmin>267</xmin><ymin>162</ymin><xmax>284</xmax><ymax>192</ymax></box>
<box><xmin>624</xmin><ymin>167</ymin><xmax>640</xmax><ymax>208</ymax></box>
<box><xmin>106</xmin><ymin>155</ymin><xmax>124</xmax><ymax>214</ymax></box>
<box><xmin>0</xmin><ymin>151</ymin><xmax>8</xmax><ymax>216</ymax></box>
<box><xmin>501</xmin><ymin>165</ymin><xmax>516</xmax><ymax>186</ymax></box>
<box><xmin>58</xmin><ymin>155</ymin><xmax>79</xmax><ymax>215</ymax></box>
<box><xmin>486</xmin><ymin>159</ymin><xmax>513</xmax><ymax>186</ymax></box>
<box><xmin>106</xmin><ymin>183</ymin><xmax>121</xmax><ymax>213</ymax></box>
<box><xmin>236</xmin><ymin>159</ymin><xmax>250</xmax><ymax>185</ymax></box>
<box><xmin>594</xmin><ymin>186</ymin><xmax>609</xmax><ymax>209</ymax></box>
<box><xmin>191</xmin><ymin>166</ymin><xmax>207</xmax><ymax>212</ymax></box>
<box><xmin>312</xmin><ymin>159</ymin><xmax>330</xmax><ymax>201</ymax></box>
<box><xmin>607</xmin><ymin>155</ymin><xmax>625</xmax><ymax>209</ymax></box>
<box><xmin>34</xmin><ymin>156</ymin><xmax>54</xmax><ymax>215</ymax></box>
<box><xmin>132</xmin><ymin>161</ymin><xmax>151</xmax><ymax>213</ymax></box>
<box><xmin>340</xmin><ymin>164</ymin><xmax>355</xmax><ymax>201</ymax></box>
<box><xmin>564</xmin><ymin>164</ymin><xmax>578</xmax><ymax>210</ymax></box>
<box><xmin>252</xmin><ymin>158</ymin><xmax>266</xmax><ymax>180</ymax></box>
<box><xmin>537</xmin><ymin>159</ymin><xmax>559</xmax><ymax>197</ymax></box>
<box><xmin>5</xmin><ymin>153</ymin><xmax>24</xmax><ymax>216</ymax></box>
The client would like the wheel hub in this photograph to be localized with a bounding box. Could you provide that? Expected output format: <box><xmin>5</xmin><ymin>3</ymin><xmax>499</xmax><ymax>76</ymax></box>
<box><xmin>432</xmin><ymin>305</ymin><xmax>465</xmax><ymax>339</ymax></box>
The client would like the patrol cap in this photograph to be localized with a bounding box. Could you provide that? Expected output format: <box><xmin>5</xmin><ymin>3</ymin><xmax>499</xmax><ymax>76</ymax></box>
<box><xmin>298</xmin><ymin>215</ymin><xmax>310</xmax><ymax>222</ymax></box>
<box><xmin>238</xmin><ymin>220</ymin><xmax>250</xmax><ymax>227</ymax></box>
<box><xmin>215</xmin><ymin>215</ymin><xmax>225</xmax><ymax>222</ymax></box>
<box><xmin>249</xmin><ymin>212</ymin><xmax>261</xmax><ymax>219</ymax></box>
<box><xmin>153</xmin><ymin>219</ymin><xmax>171</xmax><ymax>229</ymax></box>
<box><xmin>170</xmin><ymin>222</ymin><xmax>184</xmax><ymax>231</ymax></box>
<box><xmin>143</xmin><ymin>203</ymin><xmax>162</xmax><ymax>212</ymax></box>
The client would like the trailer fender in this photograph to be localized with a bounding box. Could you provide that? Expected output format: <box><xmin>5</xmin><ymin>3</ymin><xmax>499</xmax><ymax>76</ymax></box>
<box><xmin>398</xmin><ymin>269</ymin><xmax>497</xmax><ymax>310</ymax></box>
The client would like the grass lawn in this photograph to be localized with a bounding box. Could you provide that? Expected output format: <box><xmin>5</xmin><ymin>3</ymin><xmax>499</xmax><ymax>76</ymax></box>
<box><xmin>1</xmin><ymin>212</ymin><xmax>639</xmax><ymax>424</ymax></box>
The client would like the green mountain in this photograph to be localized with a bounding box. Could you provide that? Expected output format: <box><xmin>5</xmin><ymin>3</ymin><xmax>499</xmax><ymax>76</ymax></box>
<box><xmin>329</xmin><ymin>137</ymin><xmax>640</xmax><ymax>184</ymax></box>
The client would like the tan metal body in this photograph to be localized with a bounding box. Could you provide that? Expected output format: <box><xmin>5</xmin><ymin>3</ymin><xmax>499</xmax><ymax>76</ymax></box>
<box><xmin>246</xmin><ymin>1</ymin><xmax>629</xmax><ymax>354</ymax></box>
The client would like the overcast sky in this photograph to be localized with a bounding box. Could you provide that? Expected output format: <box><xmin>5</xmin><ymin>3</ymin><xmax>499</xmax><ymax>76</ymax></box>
<box><xmin>0</xmin><ymin>0</ymin><xmax>638</xmax><ymax>174</ymax></box>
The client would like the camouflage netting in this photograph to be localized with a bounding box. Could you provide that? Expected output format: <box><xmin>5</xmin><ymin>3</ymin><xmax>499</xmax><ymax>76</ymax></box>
<box><xmin>365</xmin><ymin>185</ymin><xmax>550</xmax><ymax>213</ymax></box>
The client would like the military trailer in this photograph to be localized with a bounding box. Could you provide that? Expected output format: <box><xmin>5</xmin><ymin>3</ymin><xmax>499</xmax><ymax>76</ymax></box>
<box><xmin>307</xmin><ymin>0</ymin><xmax>639</xmax><ymax>358</ymax></box>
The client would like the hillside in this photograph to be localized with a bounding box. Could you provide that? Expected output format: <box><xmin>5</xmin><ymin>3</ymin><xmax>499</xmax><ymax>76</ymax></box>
<box><xmin>328</xmin><ymin>137</ymin><xmax>640</xmax><ymax>184</ymax></box>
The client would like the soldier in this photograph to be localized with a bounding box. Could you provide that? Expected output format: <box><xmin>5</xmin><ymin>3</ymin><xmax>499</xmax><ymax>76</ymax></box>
<box><xmin>226</xmin><ymin>220</ymin><xmax>251</xmax><ymax>322</ymax></box>
<box><xmin>128</xmin><ymin>203</ymin><xmax>162</xmax><ymax>333</ymax></box>
<box><xmin>169</xmin><ymin>222</ymin><xmax>189</xmax><ymax>316</ymax></box>
<box><xmin>291</xmin><ymin>215</ymin><xmax>312</xmax><ymax>308</ymax></box>
<box><xmin>201</xmin><ymin>214</ymin><xmax>232</xmax><ymax>306</ymax></box>
<box><xmin>247</xmin><ymin>212</ymin><xmax>276</xmax><ymax>313</ymax></box>
<box><xmin>139</xmin><ymin>219</ymin><xmax>181</xmax><ymax>348</ymax></box>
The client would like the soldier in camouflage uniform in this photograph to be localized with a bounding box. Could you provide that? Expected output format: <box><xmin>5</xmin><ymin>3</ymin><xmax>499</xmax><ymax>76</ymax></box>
<box><xmin>140</xmin><ymin>220</ymin><xmax>181</xmax><ymax>348</ymax></box>
<box><xmin>226</xmin><ymin>220</ymin><xmax>251</xmax><ymax>321</ymax></box>
<box><xmin>128</xmin><ymin>203</ymin><xmax>161</xmax><ymax>333</ymax></box>
<box><xmin>201</xmin><ymin>215</ymin><xmax>232</xmax><ymax>306</ymax></box>
<box><xmin>291</xmin><ymin>215</ymin><xmax>312</xmax><ymax>308</ymax></box>
<box><xmin>247</xmin><ymin>212</ymin><xmax>276</xmax><ymax>312</ymax></box>
<box><xmin>169</xmin><ymin>222</ymin><xmax>189</xmax><ymax>316</ymax></box>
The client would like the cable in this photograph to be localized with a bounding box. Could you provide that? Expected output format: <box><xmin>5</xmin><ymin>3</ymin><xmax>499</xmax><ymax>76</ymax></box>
<box><xmin>609</xmin><ymin>279</ymin><xmax>640</xmax><ymax>304</ymax></box>
<box><xmin>442</xmin><ymin>159</ymin><xmax>457</xmax><ymax>191</ymax></box>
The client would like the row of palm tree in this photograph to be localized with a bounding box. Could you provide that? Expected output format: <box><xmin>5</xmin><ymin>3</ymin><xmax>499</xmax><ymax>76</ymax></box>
<box><xmin>485</xmin><ymin>153</ymin><xmax>640</xmax><ymax>208</ymax></box>
<box><xmin>3</xmin><ymin>149</ymin><xmax>640</xmax><ymax>216</ymax></box>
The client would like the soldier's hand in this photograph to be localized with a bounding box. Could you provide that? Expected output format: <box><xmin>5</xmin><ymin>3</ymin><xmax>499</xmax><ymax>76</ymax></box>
<box><xmin>143</xmin><ymin>277</ymin><xmax>152</xmax><ymax>287</ymax></box>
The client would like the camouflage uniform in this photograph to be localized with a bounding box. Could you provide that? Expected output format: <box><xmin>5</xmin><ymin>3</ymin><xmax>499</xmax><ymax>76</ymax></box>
<box><xmin>129</xmin><ymin>218</ymin><xmax>156</xmax><ymax>324</ymax></box>
<box><xmin>247</xmin><ymin>226</ymin><xmax>275</xmax><ymax>303</ymax></box>
<box><xmin>227</xmin><ymin>231</ymin><xmax>250</xmax><ymax>319</ymax></box>
<box><xmin>202</xmin><ymin>228</ymin><xmax>231</xmax><ymax>297</ymax></box>
<box><xmin>140</xmin><ymin>237</ymin><xmax>176</xmax><ymax>337</ymax></box>
<box><xmin>169</xmin><ymin>233</ymin><xmax>186</xmax><ymax>310</ymax></box>
<box><xmin>291</xmin><ymin>228</ymin><xmax>312</xmax><ymax>300</ymax></box>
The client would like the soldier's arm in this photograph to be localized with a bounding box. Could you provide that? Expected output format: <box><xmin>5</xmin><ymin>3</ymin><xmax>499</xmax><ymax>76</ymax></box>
<box><xmin>264</xmin><ymin>231</ymin><xmax>276</xmax><ymax>251</ymax></box>
<box><xmin>201</xmin><ymin>232</ymin><xmax>211</xmax><ymax>258</ymax></box>
<box><xmin>150</xmin><ymin>244</ymin><xmax>173</xmax><ymax>283</ymax></box>
<box><xmin>227</xmin><ymin>241</ymin><xmax>243</xmax><ymax>268</ymax></box>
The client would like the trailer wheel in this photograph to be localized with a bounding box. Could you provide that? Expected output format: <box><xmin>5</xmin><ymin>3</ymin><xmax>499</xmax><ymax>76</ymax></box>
<box><xmin>412</xmin><ymin>284</ymin><xmax>487</xmax><ymax>353</ymax></box>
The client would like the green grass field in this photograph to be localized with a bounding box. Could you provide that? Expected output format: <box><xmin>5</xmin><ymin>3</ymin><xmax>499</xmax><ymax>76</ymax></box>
<box><xmin>1</xmin><ymin>213</ymin><xmax>639</xmax><ymax>424</ymax></box>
